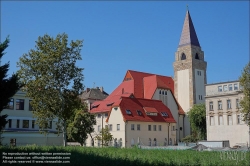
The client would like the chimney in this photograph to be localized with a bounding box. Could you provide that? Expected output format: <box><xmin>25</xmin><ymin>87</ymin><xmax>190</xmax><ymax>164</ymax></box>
<box><xmin>100</xmin><ymin>86</ymin><xmax>104</xmax><ymax>92</ymax></box>
<box><xmin>86</xmin><ymin>88</ymin><xmax>90</xmax><ymax>92</ymax></box>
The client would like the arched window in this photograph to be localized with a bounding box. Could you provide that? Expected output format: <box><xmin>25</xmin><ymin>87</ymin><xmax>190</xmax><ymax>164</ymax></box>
<box><xmin>165</xmin><ymin>91</ymin><xmax>167</xmax><ymax>95</ymax></box>
<box><xmin>159</xmin><ymin>90</ymin><xmax>161</xmax><ymax>94</ymax></box>
<box><xmin>131</xmin><ymin>138</ymin><xmax>135</xmax><ymax>147</ymax></box>
<box><xmin>195</xmin><ymin>53</ymin><xmax>199</xmax><ymax>60</ymax></box>
<box><xmin>149</xmin><ymin>138</ymin><xmax>151</xmax><ymax>146</ymax></box>
<box><xmin>181</xmin><ymin>53</ymin><xmax>186</xmax><ymax>60</ymax></box>
<box><xmin>153</xmin><ymin>138</ymin><xmax>157</xmax><ymax>146</ymax></box>
<box><xmin>119</xmin><ymin>138</ymin><xmax>122</xmax><ymax>147</ymax></box>
<box><xmin>164</xmin><ymin>138</ymin><xmax>168</xmax><ymax>146</ymax></box>
<box><xmin>114</xmin><ymin>138</ymin><xmax>117</xmax><ymax>147</ymax></box>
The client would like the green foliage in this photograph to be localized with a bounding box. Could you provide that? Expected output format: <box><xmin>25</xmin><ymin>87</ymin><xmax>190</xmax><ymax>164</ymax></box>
<box><xmin>187</xmin><ymin>104</ymin><xmax>206</xmax><ymax>140</ymax></box>
<box><xmin>67</xmin><ymin>109</ymin><xmax>96</xmax><ymax>146</ymax></box>
<box><xmin>95</xmin><ymin>127</ymin><xmax>113</xmax><ymax>146</ymax></box>
<box><xmin>0</xmin><ymin>37</ymin><xmax>22</xmax><ymax>138</ymax></box>
<box><xmin>181</xmin><ymin>133</ymin><xmax>199</xmax><ymax>143</ymax></box>
<box><xmin>239</xmin><ymin>62</ymin><xmax>250</xmax><ymax>125</ymax></box>
<box><xmin>0</xmin><ymin>146</ymin><xmax>249</xmax><ymax>166</ymax></box>
<box><xmin>17</xmin><ymin>33</ymin><xmax>84</xmax><ymax>145</ymax></box>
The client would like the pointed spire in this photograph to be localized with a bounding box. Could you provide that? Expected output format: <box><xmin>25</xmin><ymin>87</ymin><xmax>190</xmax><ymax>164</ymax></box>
<box><xmin>178</xmin><ymin>10</ymin><xmax>200</xmax><ymax>47</ymax></box>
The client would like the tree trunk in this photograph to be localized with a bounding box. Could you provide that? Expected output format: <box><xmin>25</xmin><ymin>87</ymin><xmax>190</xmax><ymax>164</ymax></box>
<box><xmin>63</xmin><ymin>122</ymin><xmax>67</xmax><ymax>147</ymax></box>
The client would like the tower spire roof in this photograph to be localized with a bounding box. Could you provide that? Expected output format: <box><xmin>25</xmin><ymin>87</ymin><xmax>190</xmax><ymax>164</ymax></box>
<box><xmin>178</xmin><ymin>10</ymin><xmax>200</xmax><ymax>47</ymax></box>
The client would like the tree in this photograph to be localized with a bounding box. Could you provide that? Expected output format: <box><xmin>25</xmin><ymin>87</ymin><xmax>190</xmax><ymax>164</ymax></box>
<box><xmin>239</xmin><ymin>62</ymin><xmax>250</xmax><ymax>125</ymax></box>
<box><xmin>17</xmin><ymin>33</ymin><xmax>84</xmax><ymax>146</ymax></box>
<box><xmin>185</xmin><ymin>103</ymin><xmax>206</xmax><ymax>141</ymax></box>
<box><xmin>67</xmin><ymin>110</ymin><xmax>96</xmax><ymax>146</ymax></box>
<box><xmin>0</xmin><ymin>37</ymin><xmax>22</xmax><ymax>142</ymax></box>
<box><xmin>95</xmin><ymin>127</ymin><xmax>113</xmax><ymax>147</ymax></box>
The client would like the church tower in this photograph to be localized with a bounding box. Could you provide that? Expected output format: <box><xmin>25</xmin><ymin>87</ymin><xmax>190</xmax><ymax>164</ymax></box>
<box><xmin>173</xmin><ymin>10</ymin><xmax>207</xmax><ymax>137</ymax></box>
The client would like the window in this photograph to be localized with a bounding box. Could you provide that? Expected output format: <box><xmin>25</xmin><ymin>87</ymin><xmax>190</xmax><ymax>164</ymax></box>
<box><xmin>164</xmin><ymin>138</ymin><xmax>168</xmax><ymax>146</ymax></box>
<box><xmin>29</xmin><ymin>100</ymin><xmax>33</xmax><ymax>111</ymax></box>
<box><xmin>153</xmin><ymin>125</ymin><xmax>156</xmax><ymax>131</ymax></box>
<box><xmin>16</xmin><ymin>120</ymin><xmax>19</xmax><ymax>128</ymax></box>
<box><xmin>117</xmin><ymin>124</ymin><xmax>120</xmax><ymax>131</ymax></box>
<box><xmin>131</xmin><ymin>124</ymin><xmax>134</xmax><ymax>130</ymax></box>
<box><xmin>32</xmin><ymin>120</ymin><xmax>35</xmax><ymax>129</ymax></box>
<box><xmin>159</xmin><ymin>90</ymin><xmax>161</xmax><ymax>94</ymax></box>
<box><xmin>197</xmin><ymin>71</ymin><xmax>201</xmax><ymax>76</ymax></box>
<box><xmin>8</xmin><ymin>119</ymin><xmax>12</xmax><ymax>128</ymax></box>
<box><xmin>97</xmin><ymin>125</ymin><xmax>101</xmax><ymax>132</ymax></box>
<box><xmin>210</xmin><ymin>116</ymin><xmax>214</xmax><ymax>126</ymax></box>
<box><xmin>195</xmin><ymin>53</ymin><xmax>199</xmax><ymax>60</ymax></box>
<box><xmin>48</xmin><ymin>121</ymin><xmax>52</xmax><ymax>129</ymax></box>
<box><xmin>234</xmin><ymin>83</ymin><xmax>238</xmax><ymax>90</ymax></box>
<box><xmin>219</xmin><ymin>116</ymin><xmax>223</xmax><ymax>125</ymax></box>
<box><xmin>209</xmin><ymin>102</ymin><xmax>213</xmax><ymax>111</ymax></box>
<box><xmin>137</xmin><ymin>124</ymin><xmax>140</xmax><ymax>131</ymax></box>
<box><xmin>97</xmin><ymin>114</ymin><xmax>101</xmax><ymax>118</ymax></box>
<box><xmin>218</xmin><ymin>86</ymin><xmax>222</xmax><ymax>92</ymax></box>
<box><xmin>237</xmin><ymin>115</ymin><xmax>241</xmax><ymax>124</ymax></box>
<box><xmin>181</xmin><ymin>53</ymin><xmax>186</xmax><ymax>60</ymax></box>
<box><xmin>23</xmin><ymin>120</ymin><xmax>29</xmax><ymax>128</ymax></box>
<box><xmin>148</xmin><ymin>125</ymin><xmax>151</xmax><ymax>131</ymax></box>
<box><xmin>131</xmin><ymin>138</ymin><xmax>135</xmax><ymax>147</ymax></box>
<box><xmin>172</xmin><ymin>126</ymin><xmax>175</xmax><ymax>131</ymax></box>
<box><xmin>109</xmin><ymin>124</ymin><xmax>112</xmax><ymax>131</ymax></box>
<box><xmin>137</xmin><ymin>110</ymin><xmax>142</xmax><ymax>116</ymax></box>
<box><xmin>236</xmin><ymin>99</ymin><xmax>240</xmax><ymax>108</ymax></box>
<box><xmin>158</xmin><ymin>125</ymin><xmax>162</xmax><ymax>131</ymax></box>
<box><xmin>7</xmin><ymin>98</ymin><xmax>14</xmax><ymax>109</ymax></box>
<box><xmin>165</xmin><ymin>91</ymin><xmax>167</xmax><ymax>95</ymax></box>
<box><xmin>161</xmin><ymin>112</ymin><xmax>168</xmax><ymax>117</ymax></box>
<box><xmin>104</xmin><ymin>113</ymin><xmax>108</xmax><ymax>118</ymax></box>
<box><xmin>228</xmin><ymin>84</ymin><xmax>233</xmax><ymax>91</ymax></box>
<box><xmin>149</xmin><ymin>138</ymin><xmax>151</xmax><ymax>146</ymax></box>
<box><xmin>98</xmin><ymin>140</ymin><xmax>101</xmax><ymax>147</ymax></box>
<box><xmin>119</xmin><ymin>138</ymin><xmax>122</xmax><ymax>147</ymax></box>
<box><xmin>126</xmin><ymin>110</ymin><xmax>131</xmax><ymax>114</ymax></box>
<box><xmin>223</xmin><ymin>85</ymin><xmax>228</xmax><ymax>92</ymax></box>
<box><xmin>218</xmin><ymin>101</ymin><xmax>222</xmax><ymax>110</ymax></box>
<box><xmin>227</xmin><ymin>100</ymin><xmax>231</xmax><ymax>109</ymax></box>
<box><xmin>16</xmin><ymin>99</ymin><xmax>24</xmax><ymax>110</ymax></box>
<box><xmin>153</xmin><ymin>138</ymin><xmax>157</xmax><ymax>146</ymax></box>
<box><xmin>228</xmin><ymin>115</ymin><xmax>232</xmax><ymax>125</ymax></box>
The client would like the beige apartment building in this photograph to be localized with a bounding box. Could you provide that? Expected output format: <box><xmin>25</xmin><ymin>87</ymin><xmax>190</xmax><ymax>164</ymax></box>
<box><xmin>87</xmin><ymin>96</ymin><xmax>177</xmax><ymax>148</ymax></box>
<box><xmin>1</xmin><ymin>90</ymin><xmax>63</xmax><ymax>146</ymax></box>
<box><xmin>205</xmin><ymin>81</ymin><xmax>249</xmax><ymax>147</ymax></box>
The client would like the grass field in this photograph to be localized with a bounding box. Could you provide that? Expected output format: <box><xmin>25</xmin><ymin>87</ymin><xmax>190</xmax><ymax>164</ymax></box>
<box><xmin>0</xmin><ymin>145</ymin><xmax>249</xmax><ymax>166</ymax></box>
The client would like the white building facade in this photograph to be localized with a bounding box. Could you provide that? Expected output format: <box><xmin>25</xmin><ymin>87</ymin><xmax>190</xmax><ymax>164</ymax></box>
<box><xmin>1</xmin><ymin>90</ymin><xmax>63</xmax><ymax>146</ymax></box>
<box><xmin>205</xmin><ymin>81</ymin><xmax>249</xmax><ymax>147</ymax></box>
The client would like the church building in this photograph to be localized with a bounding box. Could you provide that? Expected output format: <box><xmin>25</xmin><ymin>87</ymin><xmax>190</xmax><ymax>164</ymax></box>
<box><xmin>86</xmin><ymin>9</ymin><xmax>207</xmax><ymax>147</ymax></box>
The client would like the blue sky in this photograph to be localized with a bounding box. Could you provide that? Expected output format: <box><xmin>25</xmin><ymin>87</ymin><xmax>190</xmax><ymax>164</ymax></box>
<box><xmin>1</xmin><ymin>1</ymin><xmax>249</xmax><ymax>94</ymax></box>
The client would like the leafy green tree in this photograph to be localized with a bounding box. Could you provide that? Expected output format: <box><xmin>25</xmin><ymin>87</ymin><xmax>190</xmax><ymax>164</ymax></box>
<box><xmin>95</xmin><ymin>127</ymin><xmax>113</xmax><ymax>147</ymax></box>
<box><xmin>239</xmin><ymin>62</ymin><xmax>250</xmax><ymax>125</ymax></box>
<box><xmin>17</xmin><ymin>33</ymin><xmax>84</xmax><ymax>146</ymax></box>
<box><xmin>186</xmin><ymin>103</ymin><xmax>206</xmax><ymax>141</ymax></box>
<box><xmin>67</xmin><ymin>109</ymin><xmax>96</xmax><ymax>146</ymax></box>
<box><xmin>0</xmin><ymin>37</ymin><xmax>22</xmax><ymax>141</ymax></box>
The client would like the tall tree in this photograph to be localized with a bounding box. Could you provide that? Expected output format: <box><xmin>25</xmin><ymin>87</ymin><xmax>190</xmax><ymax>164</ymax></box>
<box><xmin>17</xmin><ymin>33</ymin><xmax>84</xmax><ymax>146</ymax></box>
<box><xmin>187</xmin><ymin>103</ymin><xmax>206</xmax><ymax>140</ymax></box>
<box><xmin>239</xmin><ymin>62</ymin><xmax>250</xmax><ymax>125</ymax></box>
<box><xmin>67</xmin><ymin>109</ymin><xmax>96</xmax><ymax>146</ymax></box>
<box><xmin>0</xmin><ymin>37</ymin><xmax>22</xmax><ymax>136</ymax></box>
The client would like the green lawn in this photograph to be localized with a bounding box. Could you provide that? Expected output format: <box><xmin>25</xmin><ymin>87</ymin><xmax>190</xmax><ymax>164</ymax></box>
<box><xmin>0</xmin><ymin>145</ymin><xmax>249</xmax><ymax>166</ymax></box>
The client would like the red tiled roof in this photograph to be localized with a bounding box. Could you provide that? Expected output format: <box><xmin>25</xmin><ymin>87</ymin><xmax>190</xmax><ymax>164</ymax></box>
<box><xmin>118</xmin><ymin>97</ymin><xmax>176</xmax><ymax>123</ymax></box>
